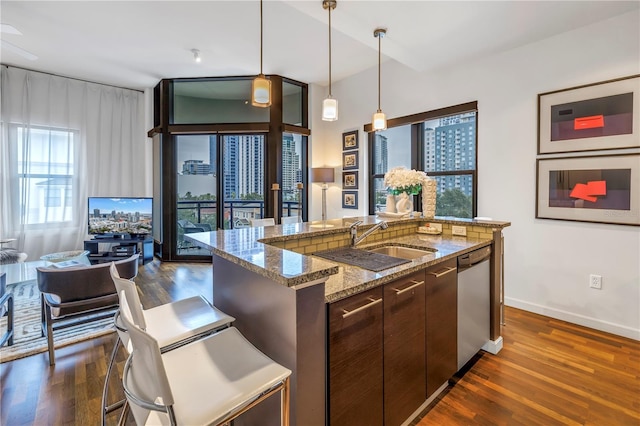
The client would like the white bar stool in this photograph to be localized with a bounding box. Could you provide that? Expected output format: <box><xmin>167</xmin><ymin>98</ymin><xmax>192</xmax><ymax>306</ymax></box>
<box><xmin>119</xmin><ymin>289</ymin><xmax>291</xmax><ymax>426</ymax></box>
<box><xmin>102</xmin><ymin>263</ymin><xmax>234</xmax><ymax>425</ymax></box>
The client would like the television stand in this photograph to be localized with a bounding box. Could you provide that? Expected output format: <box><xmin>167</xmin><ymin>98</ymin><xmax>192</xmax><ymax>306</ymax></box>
<box><xmin>84</xmin><ymin>237</ymin><xmax>153</xmax><ymax>265</ymax></box>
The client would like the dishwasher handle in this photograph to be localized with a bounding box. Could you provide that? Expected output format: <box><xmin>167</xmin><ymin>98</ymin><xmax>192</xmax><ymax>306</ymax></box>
<box><xmin>458</xmin><ymin>246</ymin><xmax>491</xmax><ymax>268</ymax></box>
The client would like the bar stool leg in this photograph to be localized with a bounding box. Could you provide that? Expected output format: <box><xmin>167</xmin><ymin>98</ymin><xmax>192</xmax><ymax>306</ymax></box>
<box><xmin>282</xmin><ymin>376</ymin><xmax>290</xmax><ymax>426</ymax></box>
<box><xmin>102</xmin><ymin>335</ymin><xmax>125</xmax><ymax>426</ymax></box>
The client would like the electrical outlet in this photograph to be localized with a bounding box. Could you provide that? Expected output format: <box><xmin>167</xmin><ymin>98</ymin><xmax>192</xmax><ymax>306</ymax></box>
<box><xmin>452</xmin><ymin>225</ymin><xmax>467</xmax><ymax>236</ymax></box>
<box><xmin>589</xmin><ymin>274</ymin><xmax>602</xmax><ymax>289</ymax></box>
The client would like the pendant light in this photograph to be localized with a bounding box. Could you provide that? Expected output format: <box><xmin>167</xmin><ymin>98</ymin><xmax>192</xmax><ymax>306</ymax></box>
<box><xmin>322</xmin><ymin>0</ymin><xmax>338</xmax><ymax>121</ymax></box>
<box><xmin>372</xmin><ymin>28</ymin><xmax>387</xmax><ymax>131</ymax></box>
<box><xmin>252</xmin><ymin>0</ymin><xmax>271</xmax><ymax>107</ymax></box>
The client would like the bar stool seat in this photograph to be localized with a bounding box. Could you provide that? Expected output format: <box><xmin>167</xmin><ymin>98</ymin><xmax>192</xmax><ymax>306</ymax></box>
<box><xmin>118</xmin><ymin>294</ymin><xmax>232</xmax><ymax>351</ymax></box>
<box><xmin>102</xmin><ymin>263</ymin><xmax>234</xmax><ymax>425</ymax></box>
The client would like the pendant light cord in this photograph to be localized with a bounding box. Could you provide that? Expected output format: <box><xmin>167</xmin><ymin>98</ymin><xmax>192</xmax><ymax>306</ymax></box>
<box><xmin>377</xmin><ymin>31</ymin><xmax>381</xmax><ymax>112</ymax></box>
<box><xmin>260</xmin><ymin>0</ymin><xmax>264</xmax><ymax>75</ymax></box>
<box><xmin>328</xmin><ymin>3</ymin><xmax>332</xmax><ymax>96</ymax></box>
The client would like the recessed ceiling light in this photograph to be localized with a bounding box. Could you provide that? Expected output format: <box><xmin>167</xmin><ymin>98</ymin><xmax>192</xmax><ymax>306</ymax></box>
<box><xmin>191</xmin><ymin>49</ymin><xmax>201</xmax><ymax>63</ymax></box>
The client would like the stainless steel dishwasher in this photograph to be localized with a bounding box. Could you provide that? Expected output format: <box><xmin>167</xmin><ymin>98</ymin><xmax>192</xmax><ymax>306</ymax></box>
<box><xmin>457</xmin><ymin>245</ymin><xmax>491</xmax><ymax>371</ymax></box>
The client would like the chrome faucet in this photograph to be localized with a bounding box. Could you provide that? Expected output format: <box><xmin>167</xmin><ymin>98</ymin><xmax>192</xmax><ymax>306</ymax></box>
<box><xmin>350</xmin><ymin>220</ymin><xmax>388</xmax><ymax>247</ymax></box>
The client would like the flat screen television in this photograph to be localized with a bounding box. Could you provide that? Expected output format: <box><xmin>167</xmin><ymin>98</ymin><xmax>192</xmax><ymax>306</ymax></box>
<box><xmin>88</xmin><ymin>197</ymin><xmax>152</xmax><ymax>238</ymax></box>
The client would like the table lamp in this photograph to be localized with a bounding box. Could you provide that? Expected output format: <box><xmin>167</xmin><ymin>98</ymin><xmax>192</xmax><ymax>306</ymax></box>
<box><xmin>312</xmin><ymin>167</ymin><xmax>335</xmax><ymax>222</ymax></box>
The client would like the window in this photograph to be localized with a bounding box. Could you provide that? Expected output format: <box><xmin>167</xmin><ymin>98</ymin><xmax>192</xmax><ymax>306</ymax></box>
<box><xmin>16</xmin><ymin>125</ymin><xmax>76</xmax><ymax>225</ymax></box>
<box><xmin>368</xmin><ymin>102</ymin><xmax>478</xmax><ymax>218</ymax></box>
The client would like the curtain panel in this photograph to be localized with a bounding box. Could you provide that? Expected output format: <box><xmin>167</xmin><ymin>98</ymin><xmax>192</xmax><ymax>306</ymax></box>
<box><xmin>0</xmin><ymin>66</ymin><xmax>147</xmax><ymax>259</ymax></box>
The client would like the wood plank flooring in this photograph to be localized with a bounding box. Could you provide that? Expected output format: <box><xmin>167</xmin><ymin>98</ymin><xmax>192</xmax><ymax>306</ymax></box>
<box><xmin>1</xmin><ymin>259</ymin><xmax>638</xmax><ymax>425</ymax></box>
<box><xmin>414</xmin><ymin>308</ymin><xmax>640</xmax><ymax>425</ymax></box>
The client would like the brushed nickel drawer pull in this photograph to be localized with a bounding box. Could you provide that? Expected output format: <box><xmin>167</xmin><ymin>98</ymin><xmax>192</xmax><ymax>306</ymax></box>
<box><xmin>427</xmin><ymin>266</ymin><xmax>457</xmax><ymax>278</ymax></box>
<box><xmin>342</xmin><ymin>297</ymin><xmax>382</xmax><ymax>318</ymax></box>
<box><xmin>392</xmin><ymin>280</ymin><xmax>425</xmax><ymax>295</ymax></box>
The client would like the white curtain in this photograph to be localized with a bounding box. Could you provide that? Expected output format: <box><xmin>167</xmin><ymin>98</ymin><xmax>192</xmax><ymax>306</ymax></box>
<box><xmin>0</xmin><ymin>66</ymin><xmax>148</xmax><ymax>259</ymax></box>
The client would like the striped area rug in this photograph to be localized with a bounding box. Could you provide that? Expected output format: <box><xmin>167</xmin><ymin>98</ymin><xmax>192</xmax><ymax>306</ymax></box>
<box><xmin>0</xmin><ymin>280</ymin><xmax>115</xmax><ymax>363</ymax></box>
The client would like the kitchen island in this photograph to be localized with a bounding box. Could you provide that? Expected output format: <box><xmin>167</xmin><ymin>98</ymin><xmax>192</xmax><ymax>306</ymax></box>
<box><xmin>187</xmin><ymin>215</ymin><xmax>510</xmax><ymax>426</ymax></box>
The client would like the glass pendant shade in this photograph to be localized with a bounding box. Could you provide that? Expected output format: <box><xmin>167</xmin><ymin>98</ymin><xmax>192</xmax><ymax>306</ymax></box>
<box><xmin>373</xmin><ymin>110</ymin><xmax>387</xmax><ymax>131</ymax></box>
<box><xmin>251</xmin><ymin>74</ymin><xmax>271</xmax><ymax>107</ymax></box>
<box><xmin>322</xmin><ymin>97</ymin><xmax>338</xmax><ymax>121</ymax></box>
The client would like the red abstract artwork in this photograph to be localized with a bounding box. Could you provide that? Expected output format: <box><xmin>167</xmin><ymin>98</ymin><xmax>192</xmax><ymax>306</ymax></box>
<box><xmin>570</xmin><ymin>180</ymin><xmax>607</xmax><ymax>202</ymax></box>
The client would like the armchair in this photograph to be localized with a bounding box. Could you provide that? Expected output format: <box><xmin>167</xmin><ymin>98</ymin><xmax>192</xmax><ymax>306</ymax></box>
<box><xmin>36</xmin><ymin>254</ymin><xmax>139</xmax><ymax>365</ymax></box>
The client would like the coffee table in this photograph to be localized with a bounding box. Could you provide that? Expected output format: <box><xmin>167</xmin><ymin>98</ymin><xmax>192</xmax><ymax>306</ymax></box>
<box><xmin>0</xmin><ymin>260</ymin><xmax>50</xmax><ymax>286</ymax></box>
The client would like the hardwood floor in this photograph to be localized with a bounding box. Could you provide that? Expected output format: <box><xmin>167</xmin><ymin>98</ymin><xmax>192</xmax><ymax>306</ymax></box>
<box><xmin>414</xmin><ymin>309</ymin><xmax>640</xmax><ymax>425</ymax></box>
<box><xmin>1</xmin><ymin>259</ymin><xmax>638</xmax><ymax>425</ymax></box>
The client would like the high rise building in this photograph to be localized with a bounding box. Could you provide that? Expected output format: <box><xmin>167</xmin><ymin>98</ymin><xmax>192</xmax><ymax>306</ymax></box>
<box><xmin>223</xmin><ymin>136</ymin><xmax>238</xmax><ymax>197</ymax></box>
<box><xmin>182</xmin><ymin>159</ymin><xmax>211</xmax><ymax>175</ymax></box>
<box><xmin>239</xmin><ymin>135</ymin><xmax>264</xmax><ymax>196</ymax></box>
<box><xmin>209</xmin><ymin>135</ymin><xmax>217</xmax><ymax>176</ymax></box>
<box><xmin>373</xmin><ymin>134</ymin><xmax>388</xmax><ymax>174</ymax></box>
<box><xmin>423</xmin><ymin>112</ymin><xmax>476</xmax><ymax>197</ymax></box>
<box><xmin>282</xmin><ymin>134</ymin><xmax>301</xmax><ymax>200</ymax></box>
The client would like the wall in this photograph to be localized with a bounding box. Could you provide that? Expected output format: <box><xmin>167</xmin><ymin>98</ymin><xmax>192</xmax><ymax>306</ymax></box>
<box><xmin>310</xmin><ymin>11</ymin><xmax>640</xmax><ymax>339</ymax></box>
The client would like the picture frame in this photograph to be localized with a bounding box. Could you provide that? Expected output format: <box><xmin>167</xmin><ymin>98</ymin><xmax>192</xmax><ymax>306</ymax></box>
<box><xmin>342</xmin><ymin>151</ymin><xmax>359</xmax><ymax>170</ymax></box>
<box><xmin>342</xmin><ymin>130</ymin><xmax>359</xmax><ymax>151</ymax></box>
<box><xmin>342</xmin><ymin>171</ymin><xmax>359</xmax><ymax>189</ymax></box>
<box><xmin>342</xmin><ymin>191</ymin><xmax>358</xmax><ymax>209</ymax></box>
<box><xmin>538</xmin><ymin>74</ymin><xmax>640</xmax><ymax>154</ymax></box>
<box><xmin>536</xmin><ymin>153</ymin><xmax>640</xmax><ymax>226</ymax></box>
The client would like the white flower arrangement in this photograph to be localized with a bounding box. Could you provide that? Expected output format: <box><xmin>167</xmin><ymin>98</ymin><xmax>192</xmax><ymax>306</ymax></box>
<box><xmin>383</xmin><ymin>166</ymin><xmax>429</xmax><ymax>195</ymax></box>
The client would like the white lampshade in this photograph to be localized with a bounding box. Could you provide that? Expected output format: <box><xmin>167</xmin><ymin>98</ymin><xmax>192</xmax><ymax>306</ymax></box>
<box><xmin>252</xmin><ymin>75</ymin><xmax>271</xmax><ymax>107</ymax></box>
<box><xmin>322</xmin><ymin>97</ymin><xmax>338</xmax><ymax>121</ymax></box>
<box><xmin>372</xmin><ymin>110</ymin><xmax>387</xmax><ymax>131</ymax></box>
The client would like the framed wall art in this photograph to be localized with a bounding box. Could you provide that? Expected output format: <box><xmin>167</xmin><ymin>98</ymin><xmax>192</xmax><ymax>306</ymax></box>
<box><xmin>538</xmin><ymin>74</ymin><xmax>640</xmax><ymax>154</ymax></box>
<box><xmin>342</xmin><ymin>191</ymin><xmax>358</xmax><ymax>209</ymax></box>
<box><xmin>536</xmin><ymin>153</ymin><xmax>640</xmax><ymax>226</ymax></box>
<box><xmin>342</xmin><ymin>171</ymin><xmax>359</xmax><ymax>190</ymax></box>
<box><xmin>342</xmin><ymin>151</ymin><xmax>359</xmax><ymax>170</ymax></box>
<box><xmin>342</xmin><ymin>130</ymin><xmax>359</xmax><ymax>151</ymax></box>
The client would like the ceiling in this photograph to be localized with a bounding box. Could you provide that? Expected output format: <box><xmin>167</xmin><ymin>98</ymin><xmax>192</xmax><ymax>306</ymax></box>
<box><xmin>1</xmin><ymin>1</ymin><xmax>638</xmax><ymax>91</ymax></box>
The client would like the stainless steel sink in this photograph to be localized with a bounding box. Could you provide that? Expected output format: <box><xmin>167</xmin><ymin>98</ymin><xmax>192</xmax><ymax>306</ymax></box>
<box><xmin>367</xmin><ymin>245</ymin><xmax>435</xmax><ymax>259</ymax></box>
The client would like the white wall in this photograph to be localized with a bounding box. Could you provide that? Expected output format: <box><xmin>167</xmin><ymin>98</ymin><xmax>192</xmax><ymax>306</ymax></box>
<box><xmin>311</xmin><ymin>11</ymin><xmax>640</xmax><ymax>339</ymax></box>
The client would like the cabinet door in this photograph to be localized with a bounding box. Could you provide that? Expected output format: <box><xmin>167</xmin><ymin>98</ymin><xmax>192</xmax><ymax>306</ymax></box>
<box><xmin>328</xmin><ymin>287</ymin><xmax>383</xmax><ymax>426</ymax></box>
<box><xmin>384</xmin><ymin>271</ymin><xmax>426</xmax><ymax>426</ymax></box>
<box><xmin>425</xmin><ymin>258</ymin><xmax>458</xmax><ymax>397</ymax></box>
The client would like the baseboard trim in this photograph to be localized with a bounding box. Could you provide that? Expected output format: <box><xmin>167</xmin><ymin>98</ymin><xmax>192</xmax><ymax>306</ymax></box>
<box><xmin>482</xmin><ymin>336</ymin><xmax>503</xmax><ymax>354</ymax></box>
<box><xmin>505</xmin><ymin>297</ymin><xmax>640</xmax><ymax>341</ymax></box>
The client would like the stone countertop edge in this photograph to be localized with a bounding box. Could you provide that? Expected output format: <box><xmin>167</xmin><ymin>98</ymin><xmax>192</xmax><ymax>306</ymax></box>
<box><xmin>185</xmin><ymin>215</ymin><xmax>506</xmax><ymax>299</ymax></box>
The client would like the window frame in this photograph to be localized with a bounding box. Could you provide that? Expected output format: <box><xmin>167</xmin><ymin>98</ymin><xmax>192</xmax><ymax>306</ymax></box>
<box><xmin>13</xmin><ymin>124</ymin><xmax>77</xmax><ymax>228</ymax></box>
<box><xmin>367</xmin><ymin>101</ymin><xmax>478</xmax><ymax>217</ymax></box>
<box><xmin>150</xmin><ymin>75</ymin><xmax>310</xmax><ymax>261</ymax></box>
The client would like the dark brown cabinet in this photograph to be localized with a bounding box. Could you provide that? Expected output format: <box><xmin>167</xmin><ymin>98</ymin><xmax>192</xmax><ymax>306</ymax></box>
<box><xmin>328</xmin><ymin>286</ymin><xmax>384</xmax><ymax>426</ymax></box>
<box><xmin>425</xmin><ymin>259</ymin><xmax>458</xmax><ymax>397</ymax></box>
<box><xmin>328</xmin><ymin>261</ymin><xmax>459</xmax><ymax>425</ymax></box>
<box><xmin>383</xmin><ymin>271</ymin><xmax>426</xmax><ymax>426</ymax></box>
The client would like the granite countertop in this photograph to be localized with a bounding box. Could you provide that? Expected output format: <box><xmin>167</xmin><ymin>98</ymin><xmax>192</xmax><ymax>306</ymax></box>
<box><xmin>321</xmin><ymin>234</ymin><xmax>491</xmax><ymax>302</ymax></box>
<box><xmin>186</xmin><ymin>215</ymin><xmax>507</xmax><ymax>303</ymax></box>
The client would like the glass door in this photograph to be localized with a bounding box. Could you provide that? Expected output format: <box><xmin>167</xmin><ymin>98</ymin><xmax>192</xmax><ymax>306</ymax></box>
<box><xmin>221</xmin><ymin>134</ymin><xmax>266</xmax><ymax>229</ymax></box>
<box><xmin>175</xmin><ymin>134</ymin><xmax>217</xmax><ymax>256</ymax></box>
